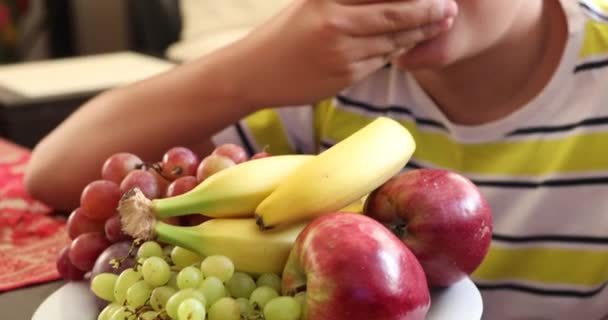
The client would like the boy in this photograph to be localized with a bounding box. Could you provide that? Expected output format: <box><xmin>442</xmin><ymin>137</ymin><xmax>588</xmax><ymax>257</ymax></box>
<box><xmin>25</xmin><ymin>0</ymin><xmax>608</xmax><ymax>318</ymax></box>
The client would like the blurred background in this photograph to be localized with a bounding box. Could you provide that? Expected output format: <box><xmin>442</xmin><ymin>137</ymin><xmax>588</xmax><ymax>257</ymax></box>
<box><xmin>0</xmin><ymin>0</ymin><xmax>182</xmax><ymax>63</ymax></box>
<box><xmin>0</xmin><ymin>0</ymin><xmax>290</xmax><ymax>148</ymax></box>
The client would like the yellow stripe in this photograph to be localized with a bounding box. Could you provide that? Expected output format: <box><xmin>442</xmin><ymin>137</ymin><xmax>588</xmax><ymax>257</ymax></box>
<box><xmin>313</xmin><ymin>99</ymin><xmax>335</xmax><ymax>154</ymax></box>
<box><xmin>243</xmin><ymin>109</ymin><xmax>295</xmax><ymax>155</ymax></box>
<box><xmin>472</xmin><ymin>245</ymin><xmax>608</xmax><ymax>287</ymax></box>
<box><xmin>580</xmin><ymin>20</ymin><xmax>608</xmax><ymax>59</ymax></box>
<box><xmin>320</xmin><ymin>104</ymin><xmax>608</xmax><ymax>176</ymax></box>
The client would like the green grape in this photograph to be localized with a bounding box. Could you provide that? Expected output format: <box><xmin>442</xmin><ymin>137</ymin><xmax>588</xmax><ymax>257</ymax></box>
<box><xmin>138</xmin><ymin>310</ymin><xmax>159</xmax><ymax>320</ymax></box>
<box><xmin>165</xmin><ymin>288</ymin><xmax>207</xmax><ymax>319</ymax></box>
<box><xmin>125</xmin><ymin>280</ymin><xmax>153</xmax><ymax>308</ymax></box>
<box><xmin>225</xmin><ymin>272</ymin><xmax>256</xmax><ymax>298</ymax></box>
<box><xmin>150</xmin><ymin>286</ymin><xmax>177</xmax><ymax>312</ymax></box>
<box><xmin>176</xmin><ymin>266</ymin><xmax>203</xmax><ymax>289</ymax></box>
<box><xmin>294</xmin><ymin>291</ymin><xmax>306</xmax><ymax>308</ymax></box>
<box><xmin>109</xmin><ymin>306</ymin><xmax>135</xmax><ymax>320</ymax></box>
<box><xmin>200</xmin><ymin>255</ymin><xmax>234</xmax><ymax>281</ymax></box>
<box><xmin>167</xmin><ymin>271</ymin><xmax>178</xmax><ymax>288</ymax></box>
<box><xmin>91</xmin><ymin>273</ymin><xmax>118</xmax><ymax>301</ymax></box>
<box><xmin>162</xmin><ymin>245</ymin><xmax>174</xmax><ymax>258</ymax></box>
<box><xmin>199</xmin><ymin>276</ymin><xmax>227</xmax><ymax>306</ymax></box>
<box><xmin>249</xmin><ymin>286</ymin><xmax>279</xmax><ymax>311</ymax></box>
<box><xmin>141</xmin><ymin>256</ymin><xmax>171</xmax><ymax>287</ymax></box>
<box><xmin>171</xmin><ymin>246</ymin><xmax>202</xmax><ymax>268</ymax></box>
<box><xmin>256</xmin><ymin>273</ymin><xmax>282</xmax><ymax>293</ymax></box>
<box><xmin>208</xmin><ymin>297</ymin><xmax>240</xmax><ymax>320</ymax></box>
<box><xmin>97</xmin><ymin>303</ymin><xmax>120</xmax><ymax>320</ymax></box>
<box><xmin>137</xmin><ymin>241</ymin><xmax>163</xmax><ymax>259</ymax></box>
<box><xmin>178</xmin><ymin>298</ymin><xmax>206</xmax><ymax>320</ymax></box>
<box><xmin>263</xmin><ymin>296</ymin><xmax>302</xmax><ymax>320</ymax></box>
<box><xmin>113</xmin><ymin>268</ymin><xmax>141</xmax><ymax>304</ymax></box>
<box><xmin>235</xmin><ymin>297</ymin><xmax>254</xmax><ymax>315</ymax></box>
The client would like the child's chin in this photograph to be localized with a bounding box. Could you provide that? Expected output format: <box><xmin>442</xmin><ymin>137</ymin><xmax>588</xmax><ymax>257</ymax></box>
<box><xmin>394</xmin><ymin>36</ymin><xmax>457</xmax><ymax>70</ymax></box>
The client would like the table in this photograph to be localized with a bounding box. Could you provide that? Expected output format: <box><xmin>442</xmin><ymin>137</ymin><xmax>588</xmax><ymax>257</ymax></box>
<box><xmin>0</xmin><ymin>281</ymin><xmax>63</xmax><ymax>319</ymax></box>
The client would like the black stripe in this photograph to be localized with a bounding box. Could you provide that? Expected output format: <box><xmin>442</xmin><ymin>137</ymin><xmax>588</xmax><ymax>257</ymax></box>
<box><xmin>234</xmin><ymin>123</ymin><xmax>255</xmax><ymax>157</ymax></box>
<box><xmin>406</xmin><ymin>159</ymin><xmax>608</xmax><ymax>188</ymax></box>
<box><xmin>335</xmin><ymin>95</ymin><xmax>448</xmax><ymax>131</ymax></box>
<box><xmin>493</xmin><ymin>233</ymin><xmax>608</xmax><ymax>245</ymax></box>
<box><xmin>575</xmin><ymin>59</ymin><xmax>608</xmax><ymax>73</ymax></box>
<box><xmin>476</xmin><ymin>281</ymin><xmax>608</xmax><ymax>298</ymax></box>
<box><xmin>579</xmin><ymin>1</ymin><xmax>608</xmax><ymax>21</ymax></box>
<box><xmin>474</xmin><ymin>176</ymin><xmax>608</xmax><ymax>188</ymax></box>
<box><xmin>507</xmin><ymin>116</ymin><xmax>608</xmax><ymax>136</ymax></box>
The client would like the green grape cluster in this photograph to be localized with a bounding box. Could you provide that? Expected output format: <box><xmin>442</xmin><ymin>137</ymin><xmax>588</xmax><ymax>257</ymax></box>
<box><xmin>91</xmin><ymin>241</ymin><xmax>305</xmax><ymax>320</ymax></box>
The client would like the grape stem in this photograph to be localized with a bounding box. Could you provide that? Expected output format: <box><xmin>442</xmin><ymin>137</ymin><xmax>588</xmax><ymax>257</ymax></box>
<box><xmin>119</xmin><ymin>187</ymin><xmax>157</xmax><ymax>240</ymax></box>
<box><xmin>149</xmin><ymin>162</ymin><xmax>174</xmax><ymax>181</ymax></box>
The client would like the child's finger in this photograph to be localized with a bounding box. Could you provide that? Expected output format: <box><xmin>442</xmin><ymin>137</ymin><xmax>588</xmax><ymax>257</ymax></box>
<box><xmin>345</xmin><ymin>18</ymin><xmax>453</xmax><ymax>61</ymax></box>
<box><xmin>335</xmin><ymin>0</ymin><xmax>457</xmax><ymax>36</ymax></box>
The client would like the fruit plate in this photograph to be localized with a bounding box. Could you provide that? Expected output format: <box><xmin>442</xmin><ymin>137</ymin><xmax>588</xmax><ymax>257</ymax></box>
<box><xmin>32</xmin><ymin>277</ymin><xmax>482</xmax><ymax>320</ymax></box>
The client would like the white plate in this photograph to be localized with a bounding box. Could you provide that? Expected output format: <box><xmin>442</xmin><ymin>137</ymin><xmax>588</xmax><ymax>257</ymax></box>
<box><xmin>33</xmin><ymin>277</ymin><xmax>483</xmax><ymax>320</ymax></box>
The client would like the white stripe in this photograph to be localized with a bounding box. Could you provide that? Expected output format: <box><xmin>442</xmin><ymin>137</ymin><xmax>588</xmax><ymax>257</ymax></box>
<box><xmin>275</xmin><ymin>105</ymin><xmax>315</xmax><ymax>154</ymax></box>
<box><xmin>211</xmin><ymin>125</ymin><xmax>241</xmax><ymax>147</ymax></box>
<box><xmin>479</xmin><ymin>284</ymin><xmax>608</xmax><ymax>320</ymax></box>
<box><xmin>580</xmin><ymin>0</ymin><xmax>608</xmax><ymax>22</ymax></box>
<box><xmin>480</xmin><ymin>185</ymin><xmax>608</xmax><ymax>239</ymax></box>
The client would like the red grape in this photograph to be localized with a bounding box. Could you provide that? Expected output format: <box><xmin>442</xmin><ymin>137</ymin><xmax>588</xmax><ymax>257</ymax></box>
<box><xmin>80</xmin><ymin>180</ymin><xmax>122</xmax><ymax>221</ymax></box>
<box><xmin>90</xmin><ymin>241</ymin><xmax>136</xmax><ymax>277</ymax></box>
<box><xmin>213</xmin><ymin>144</ymin><xmax>248</xmax><ymax>164</ymax></box>
<box><xmin>196</xmin><ymin>154</ymin><xmax>235</xmax><ymax>182</ymax></box>
<box><xmin>56</xmin><ymin>246</ymin><xmax>87</xmax><ymax>281</ymax></box>
<box><xmin>66</xmin><ymin>207</ymin><xmax>105</xmax><ymax>239</ymax></box>
<box><xmin>161</xmin><ymin>147</ymin><xmax>200</xmax><ymax>180</ymax></box>
<box><xmin>162</xmin><ymin>217</ymin><xmax>182</xmax><ymax>225</ymax></box>
<box><xmin>104</xmin><ymin>214</ymin><xmax>131</xmax><ymax>243</ymax></box>
<box><xmin>166</xmin><ymin>176</ymin><xmax>198</xmax><ymax>197</ymax></box>
<box><xmin>148</xmin><ymin>167</ymin><xmax>170</xmax><ymax>197</ymax></box>
<box><xmin>181</xmin><ymin>214</ymin><xmax>211</xmax><ymax>226</ymax></box>
<box><xmin>69</xmin><ymin>232</ymin><xmax>111</xmax><ymax>271</ymax></box>
<box><xmin>251</xmin><ymin>151</ymin><xmax>272</xmax><ymax>160</ymax></box>
<box><xmin>101</xmin><ymin>152</ymin><xmax>143</xmax><ymax>184</ymax></box>
<box><xmin>120</xmin><ymin>170</ymin><xmax>160</xmax><ymax>199</ymax></box>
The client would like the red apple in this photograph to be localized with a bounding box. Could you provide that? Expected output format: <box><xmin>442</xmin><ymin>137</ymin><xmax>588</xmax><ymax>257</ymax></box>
<box><xmin>364</xmin><ymin>168</ymin><xmax>493</xmax><ymax>287</ymax></box>
<box><xmin>282</xmin><ymin>213</ymin><xmax>430</xmax><ymax>320</ymax></box>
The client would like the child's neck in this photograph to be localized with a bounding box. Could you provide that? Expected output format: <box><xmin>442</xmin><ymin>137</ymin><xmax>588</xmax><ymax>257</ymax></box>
<box><xmin>412</xmin><ymin>0</ymin><xmax>567</xmax><ymax>126</ymax></box>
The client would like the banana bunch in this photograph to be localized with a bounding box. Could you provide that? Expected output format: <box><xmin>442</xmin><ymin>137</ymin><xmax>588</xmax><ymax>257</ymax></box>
<box><xmin>119</xmin><ymin>116</ymin><xmax>416</xmax><ymax>274</ymax></box>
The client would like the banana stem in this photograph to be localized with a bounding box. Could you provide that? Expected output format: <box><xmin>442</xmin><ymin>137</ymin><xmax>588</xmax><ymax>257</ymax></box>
<box><xmin>152</xmin><ymin>192</ymin><xmax>210</xmax><ymax>219</ymax></box>
<box><xmin>119</xmin><ymin>188</ymin><xmax>157</xmax><ymax>240</ymax></box>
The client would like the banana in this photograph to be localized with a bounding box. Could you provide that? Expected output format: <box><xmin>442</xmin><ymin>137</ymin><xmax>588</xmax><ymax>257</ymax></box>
<box><xmin>153</xmin><ymin>218</ymin><xmax>308</xmax><ymax>275</ymax></box>
<box><xmin>339</xmin><ymin>194</ymin><xmax>369</xmax><ymax>214</ymax></box>
<box><xmin>255</xmin><ymin>117</ymin><xmax>416</xmax><ymax>229</ymax></box>
<box><xmin>119</xmin><ymin>155</ymin><xmax>313</xmax><ymax>221</ymax></box>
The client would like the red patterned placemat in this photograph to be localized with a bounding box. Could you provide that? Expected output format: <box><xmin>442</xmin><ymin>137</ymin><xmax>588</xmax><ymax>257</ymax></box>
<box><xmin>0</xmin><ymin>138</ymin><xmax>69</xmax><ymax>292</ymax></box>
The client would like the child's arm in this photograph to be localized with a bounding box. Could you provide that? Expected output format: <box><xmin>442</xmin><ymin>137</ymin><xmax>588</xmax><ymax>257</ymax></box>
<box><xmin>24</xmin><ymin>0</ymin><xmax>456</xmax><ymax>211</ymax></box>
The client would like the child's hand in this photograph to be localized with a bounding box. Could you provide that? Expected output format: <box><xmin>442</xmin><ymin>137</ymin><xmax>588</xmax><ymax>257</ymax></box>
<box><xmin>233</xmin><ymin>0</ymin><xmax>457</xmax><ymax>107</ymax></box>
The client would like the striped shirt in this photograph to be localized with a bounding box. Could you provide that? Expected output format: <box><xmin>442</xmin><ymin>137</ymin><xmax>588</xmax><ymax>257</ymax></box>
<box><xmin>213</xmin><ymin>0</ymin><xmax>608</xmax><ymax>318</ymax></box>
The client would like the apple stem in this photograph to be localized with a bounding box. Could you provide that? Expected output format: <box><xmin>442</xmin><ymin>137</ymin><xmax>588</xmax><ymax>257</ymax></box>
<box><xmin>285</xmin><ymin>285</ymin><xmax>307</xmax><ymax>296</ymax></box>
<box><xmin>385</xmin><ymin>219</ymin><xmax>408</xmax><ymax>238</ymax></box>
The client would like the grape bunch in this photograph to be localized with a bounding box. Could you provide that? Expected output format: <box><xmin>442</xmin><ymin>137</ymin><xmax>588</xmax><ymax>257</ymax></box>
<box><xmin>56</xmin><ymin>143</ymin><xmax>268</xmax><ymax>282</ymax></box>
<box><xmin>92</xmin><ymin>243</ymin><xmax>304</xmax><ymax>320</ymax></box>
